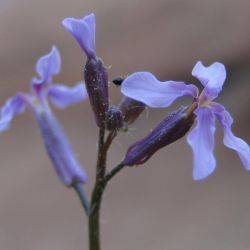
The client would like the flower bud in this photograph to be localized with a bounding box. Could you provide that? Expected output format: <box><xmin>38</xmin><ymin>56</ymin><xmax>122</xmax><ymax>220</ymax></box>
<box><xmin>84</xmin><ymin>57</ymin><xmax>109</xmax><ymax>127</ymax></box>
<box><xmin>118</xmin><ymin>97</ymin><xmax>145</xmax><ymax>125</ymax></box>
<box><xmin>123</xmin><ymin>106</ymin><xmax>195</xmax><ymax>166</ymax></box>
<box><xmin>105</xmin><ymin>106</ymin><xmax>123</xmax><ymax>131</ymax></box>
<box><xmin>35</xmin><ymin>109</ymin><xmax>87</xmax><ymax>186</ymax></box>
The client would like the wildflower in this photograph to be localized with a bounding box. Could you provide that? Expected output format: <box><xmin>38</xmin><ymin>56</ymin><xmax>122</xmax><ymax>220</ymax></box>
<box><xmin>0</xmin><ymin>46</ymin><xmax>88</xmax><ymax>186</ymax></box>
<box><xmin>62</xmin><ymin>13</ymin><xmax>109</xmax><ymax>128</ymax></box>
<box><xmin>121</xmin><ymin>62</ymin><xmax>250</xmax><ymax>180</ymax></box>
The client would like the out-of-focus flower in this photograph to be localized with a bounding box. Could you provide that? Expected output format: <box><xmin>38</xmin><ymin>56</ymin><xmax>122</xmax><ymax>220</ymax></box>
<box><xmin>62</xmin><ymin>13</ymin><xmax>109</xmax><ymax>128</ymax></box>
<box><xmin>0</xmin><ymin>46</ymin><xmax>88</xmax><ymax>186</ymax></box>
<box><xmin>121</xmin><ymin>62</ymin><xmax>250</xmax><ymax>180</ymax></box>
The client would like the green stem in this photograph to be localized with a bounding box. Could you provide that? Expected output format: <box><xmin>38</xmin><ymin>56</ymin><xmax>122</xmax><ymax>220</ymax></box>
<box><xmin>89</xmin><ymin>128</ymin><xmax>106</xmax><ymax>250</ymax></box>
<box><xmin>89</xmin><ymin>180</ymin><xmax>107</xmax><ymax>250</ymax></box>
<box><xmin>105</xmin><ymin>163</ymin><xmax>125</xmax><ymax>182</ymax></box>
<box><xmin>73</xmin><ymin>182</ymin><xmax>90</xmax><ymax>216</ymax></box>
<box><xmin>88</xmin><ymin>128</ymin><xmax>125</xmax><ymax>250</ymax></box>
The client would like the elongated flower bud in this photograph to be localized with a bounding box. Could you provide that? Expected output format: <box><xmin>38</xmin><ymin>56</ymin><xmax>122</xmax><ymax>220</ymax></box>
<box><xmin>123</xmin><ymin>107</ymin><xmax>195</xmax><ymax>166</ymax></box>
<box><xmin>35</xmin><ymin>109</ymin><xmax>87</xmax><ymax>186</ymax></box>
<box><xmin>118</xmin><ymin>97</ymin><xmax>145</xmax><ymax>125</ymax></box>
<box><xmin>84</xmin><ymin>58</ymin><xmax>109</xmax><ymax>127</ymax></box>
<box><xmin>105</xmin><ymin>106</ymin><xmax>123</xmax><ymax>131</ymax></box>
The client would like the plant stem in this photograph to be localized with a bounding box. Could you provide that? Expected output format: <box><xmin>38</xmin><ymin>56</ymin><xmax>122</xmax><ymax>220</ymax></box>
<box><xmin>89</xmin><ymin>128</ymin><xmax>107</xmax><ymax>250</ymax></box>
<box><xmin>88</xmin><ymin>128</ymin><xmax>126</xmax><ymax>250</ymax></box>
<box><xmin>89</xmin><ymin>180</ymin><xmax>107</xmax><ymax>250</ymax></box>
<box><xmin>105</xmin><ymin>163</ymin><xmax>125</xmax><ymax>182</ymax></box>
<box><xmin>73</xmin><ymin>182</ymin><xmax>90</xmax><ymax>216</ymax></box>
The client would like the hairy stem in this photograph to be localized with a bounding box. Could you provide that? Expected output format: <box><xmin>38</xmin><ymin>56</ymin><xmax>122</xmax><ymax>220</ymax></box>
<box><xmin>89</xmin><ymin>128</ymin><xmax>106</xmax><ymax>250</ymax></box>
<box><xmin>89</xmin><ymin>128</ymin><xmax>125</xmax><ymax>250</ymax></box>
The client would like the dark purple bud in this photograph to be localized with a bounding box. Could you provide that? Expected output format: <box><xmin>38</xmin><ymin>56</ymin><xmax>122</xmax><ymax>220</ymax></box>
<box><xmin>118</xmin><ymin>97</ymin><xmax>145</xmax><ymax>124</ymax></box>
<box><xmin>36</xmin><ymin>109</ymin><xmax>87</xmax><ymax>187</ymax></box>
<box><xmin>105</xmin><ymin>106</ymin><xmax>123</xmax><ymax>131</ymax></box>
<box><xmin>123</xmin><ymin>106</ymin><xmax>195</xmax><ymax>166</ymax></box>
<box><xmin>84</xmin><ymin>57</ymin><xmax>109</xmax><ymax>127</ymax></box>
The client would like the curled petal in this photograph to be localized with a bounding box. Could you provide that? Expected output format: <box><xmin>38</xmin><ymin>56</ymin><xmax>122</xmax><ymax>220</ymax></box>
<box><xmin>48</xmin><ymin>82</ymin><xmax>88</xmax><ymax>109</ymax></box>
<box><xmin>121</xmin><ymin>72</ymin><xmax>198</xmax><ymax>108</ymax></box>
<box><xmin>192</xmin><ymin>61</ymin><xmax>226</xmax><ymax>100</ymax></box>
<box><xmin>33</xmin><ymin>46</ymin><xmax>61</xmax><ymax>86</ymax></box>
<box><xmin>211</xmin><ymin>103</ymin><xmax>250</xmax><ymax>170</ymax></box>
<box><xmin>187</xmin><ymin>107</ymin><xmax>216</xmax><ymax>180</ymax></box>
<box><xmin>62</xmin><ymin>13</ymin><xmax>96</xmax><ymax>59</ymax></box>
<box><xmin>0</xmin><ymin>94</ymin><xmax>26</xmax><ymax>132</ymax></box>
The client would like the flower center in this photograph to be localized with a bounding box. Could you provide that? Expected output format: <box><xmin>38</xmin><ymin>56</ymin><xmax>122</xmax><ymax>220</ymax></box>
<box><xmin>199</xmin><ymin>98</ymin><xmax>212</xmax><ymax>108</ymax></box>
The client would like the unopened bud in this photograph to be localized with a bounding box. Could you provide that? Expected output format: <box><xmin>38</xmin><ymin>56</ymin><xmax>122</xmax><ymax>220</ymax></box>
<box><xmin>84</xmin><ymin>58</ymin><xmax>109</xmax><ymax>127</ymax></box>
<box><xmin>36</xmin><ymin>109</ymin><xmax>87</xmax><ymax>186</ymax></box>
<box><xmin>106</xmin><ymin>106</ymin><xmax>123</xmax><ymax>131</ymax></box>
<box><xmin>118</xmin><ymin>97</ymin><xmax>145</xmax><ymax>125</ymax></box>
<box><xmin>123</xmin><ymin>106</ymin><xmax>195</xmax><ymax>166</ymax></box>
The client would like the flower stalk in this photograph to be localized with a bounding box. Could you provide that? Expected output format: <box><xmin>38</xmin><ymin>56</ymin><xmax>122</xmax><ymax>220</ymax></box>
<box><xmin>88</xmin><ymin>127</ymin><xmax>125</xmax><ymax>250</ymax></box>
<box><xmin>72</xmin><ymin>182</ymin><xmax>90</xmax><ymax>216</ymax></box>
<box><xmin>88</xmin><ymin>128</ymin><xmax>107</xmax><ymax>250</ymax></box>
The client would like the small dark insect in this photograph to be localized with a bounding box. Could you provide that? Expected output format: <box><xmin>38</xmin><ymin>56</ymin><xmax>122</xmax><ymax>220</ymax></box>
<box><xmin>112</xmin><ymin>76</ymin><xmax>125</xmax><ymax>86</ymax></box>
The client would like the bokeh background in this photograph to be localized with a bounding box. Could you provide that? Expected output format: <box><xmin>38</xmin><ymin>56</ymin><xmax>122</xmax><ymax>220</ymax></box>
<box><xmin>0</xmin><ymin>0</ymin><xmax>249</xmax><ymax>249</ymax></box>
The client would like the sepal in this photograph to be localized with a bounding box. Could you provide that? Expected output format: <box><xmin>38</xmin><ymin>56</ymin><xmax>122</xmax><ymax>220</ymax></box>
<box><xmin>123</xmin><ymin>107</ymin><xmax>195</xmax><ymax>166</ymax></box>
<box><xmin>35</xmin><ymin>109</ymin><xmax>87</xmax><ymax>186</ymax></box>
<box><xmin>84</xmin><ymin>58</ymin><xmax>109</xmax><ymax>127</ymax></box>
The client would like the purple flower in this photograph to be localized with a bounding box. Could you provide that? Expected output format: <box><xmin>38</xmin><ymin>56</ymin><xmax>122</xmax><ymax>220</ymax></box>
<box><xmin>62</xmin><ymin>13</ymin><xmax>96</xmax><ymax>59</ymax></box>
<box><xmin>0</xmin><ymin>46</ymin><xmax>88</xmax><ymax>186</ymax></box>
<box><xmin>121</xmin><ymin>62</ymin><xmax>250</xmax><ymax>180</ymax></box>
<box><xmin>62</xmin><ymin>13</ymin><xmax>109</xmax><ymax>127</ymax></box>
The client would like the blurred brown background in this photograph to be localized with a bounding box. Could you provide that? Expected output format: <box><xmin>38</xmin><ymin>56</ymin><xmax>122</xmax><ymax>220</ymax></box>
<box><xmin>0</xmin><ymin>0</ymin><xmax>250</xmax><ymax>249</ymax></box>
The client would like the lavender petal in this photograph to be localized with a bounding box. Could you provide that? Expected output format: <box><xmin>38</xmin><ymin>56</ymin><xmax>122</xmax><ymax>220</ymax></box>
<box><xmin>48</xmin><ymin>82</ymin><xmax>88</xmax><ymax>109</ymax></box>
<box><xmin>121</xmin><ymin>72</ymin><xmax>198</xmax><ymax>108</ymax></box>
<box><xmin>33</xmin><ymin>46</ymin><xmax>61</xmax><ymax>86</ymax></box>
<box><xmin>187</xmin><ymin>107</ymin><xmax>216</xmax><ymax>180</ymax></box>
<box><xmin>62</xmin><ymin>13</ymin><xmax>96</xmax><ymax>59</ymax></box>
<box><xmin>192</xmin><ymin>61</ymin><xmax>226</xmax><ymax>100</ymax></box>
<box><xmin>211</xmin><ymin>103</ymin><xmax>250</xmax><ymax>170</ymax></box>
<box><xmin>0</xmin><ymin>94</ymin><xmax>26</xmax><ymax>132</ymax></box>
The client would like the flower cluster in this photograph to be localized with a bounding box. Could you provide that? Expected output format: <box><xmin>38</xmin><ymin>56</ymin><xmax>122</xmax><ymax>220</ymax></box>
<box><xmin>1</xmin><ymin>12</ymin><xmax>249</xmax><ymax>192</ymax></box>
<box><xmin>62</xmin><ymin>13</ymin><xmax>249</xmax><ymax>180</ymax></box>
